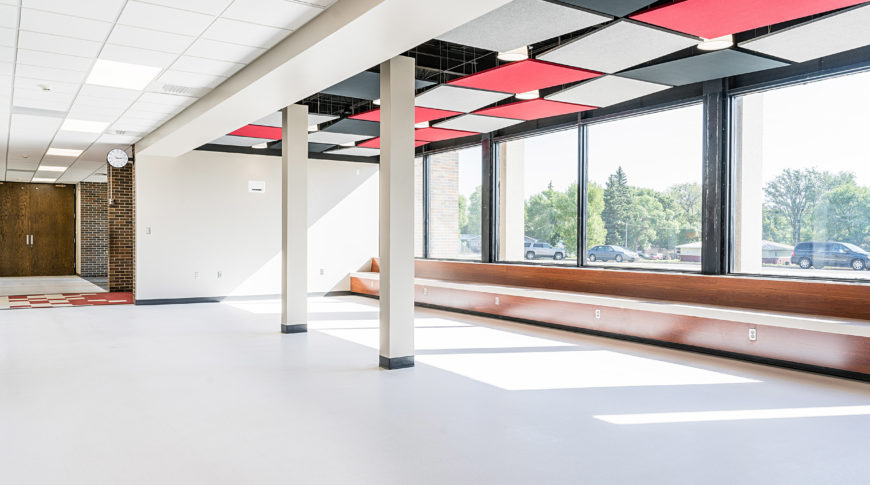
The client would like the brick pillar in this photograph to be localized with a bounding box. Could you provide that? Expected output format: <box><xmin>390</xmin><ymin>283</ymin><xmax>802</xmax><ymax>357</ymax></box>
<box><xmin>108</xmin><ymin>163</ymin><xmax>135</xmax><ymax>293</ymax></box>
<box><xmin>79</xmin><ymin>182</ymin><xmax>108</xmax><ymax>278</ymax></box>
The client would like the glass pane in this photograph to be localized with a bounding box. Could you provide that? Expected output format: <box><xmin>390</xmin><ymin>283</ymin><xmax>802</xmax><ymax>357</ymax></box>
<box><xmin>428</xmin><ymin>146</ymin><xmax>483</xmax><ymax>260</ymax></box>
<box><xmin>414</xmin><ymin>156</ymin><xmax>424</xmax><ymax>258</ymax></box>
<box><xmin>733</xmin><ymin>71</ymin><xmax>870</xmax><ymax>280</ymax></box>
<box><xmin>586</xmin><ymin>104</ymin><xmax>703</xmax><ymax>271</ymax></box>
<box><xmin>497</xmin><ymin>129</ymin><xmax>578</xmax><ymax>265</ymax></box>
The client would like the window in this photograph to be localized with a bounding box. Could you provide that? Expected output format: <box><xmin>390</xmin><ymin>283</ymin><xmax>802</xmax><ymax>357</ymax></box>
<box><xmin>427</xmin><ymin>146</ymin><xmax>482</xmax><ymax>260</ymax></box>
<box><xmin>585</xmin><ymin>104</ymin><xmax>704</xmax><ymax>271</ymax></box>
<box><xmin>415</xmin><ymin>156</ymin><xmax>424</xmax><ymax>258</ymax></box>
<box><xmin>733</xmin><ymin>71</ymin><xmax>870</xmax><ymax>280</ymax></box>
<box><xmin>496</xmin><ymin>129</ymin><xmax>578</xmax><ymax>265</ymax></box>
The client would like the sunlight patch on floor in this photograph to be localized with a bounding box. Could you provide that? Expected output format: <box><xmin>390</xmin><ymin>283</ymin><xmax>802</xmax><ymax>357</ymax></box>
<box><xmin>595</xmin><ymin>405</ymin><xmax>870</xmax><ymax>424</ymax></box>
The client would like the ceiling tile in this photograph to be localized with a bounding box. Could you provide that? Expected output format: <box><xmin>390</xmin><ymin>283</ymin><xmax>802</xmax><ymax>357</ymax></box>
<box><xmin>437</xmin><ymin>0</ymin><xmax>610</xmax><ymax>52</ymax></box>
<box><xmin>78</xmin><ymin>85</ymin><xmax>142</xmax><ymax>103</ymax></box>
<box><xmin>140</xmin><ymin>0</ymin><xmax>234</xmax><ymax>15</ymax></box>
<box><xmin>100</xmin><ymin>44</ymin><xmax>178</xmax><ymax>68</ymax></box>
<box><xmin>324</xmin><ymin>147</ymin><xmax>379</xmax><ymax>157</ymax></box>
<box><xmin>230</xmin><ymin>124</ymin><xmax>281</xmax><ymax>139</ymax></box>
<box><xmin>413</xmin><ymin>127</ymin><xmax>478</xmax><ymax>142</ymax></box>
<box><xmin>22</xmin><ymin>0</ymin><xmax>127</xmax><ymax>22</ymax></box>
<box><xmin>151</xmin><ymin>70</ymin><xmax>227</xmax><ymax>93</ymax></box>
<box><xmin>322</xmin><ymin>119</ymin><xmax>380</xmax><ymax>137</ymax></box>
<box><xmin>739</xmin><ymin>4</ymin><xmax>870</xmax><ymax>63</ymax></box>
<box><xmin>630</xmin><ymin>0</ymin><xmax>867</xmax><ymax>39</ymax></box>
<box><xmin>415</xmin><ymin>85</ymin><xmax>512</xmax><ymax>113</ymax></box>
<box><xmin>322</xmin><ymin>71</ymin><xmax>435</xmax><ymax>100</ymax></box>
<box><xmin>546</xmin><ymin>75</ymin><xmax>670</xmax><ymax>107</ymax></box>
<box><xmin>538</xmin><ymin>20</ymin><xmax>698</xmax><ymax>74</ymax></box>
<box><xmin>14</xmin><ymin>76</ymin><xmax>79</xmax><ymax>95</ymax></box>
<box><xmin>107</xmin><ymin>25</ymin><xmax>196</xmax><ymax>54</ymax></box>
<box><xmin>0</xmin><ymin>62</ymin><xmax>11</xmax><ymax>76</ymax></box>
<box><xmin>0</xmin><ymin>45</ymin><xmax>12</xmax><ymax>62</ymax></box>
<box><xmin>15</xmin><ymin>64</ymin><xmax>87</xmax><ymax>83</ymax></box>
<box><xmin>67</xmin><ymin>104</ymin><xmax>128</xmax><ymax>122</ymax></box>
<box><xmin>17</xmin><ymin>31</ymin><xmax>103</xmax><ymax>58</ymax></box>
<box><xmin>357</xmin><ymin>137</ymin><xmax>428</xmax><ymax>149</ymax></box>
<box><xmin>433</xmin><ymin>113</ymin><xmax>523</xmax><ymax>133</ymax></box>
<box><xmin>619</xmin><ymin>49</ymin><xmax>789</xmax><ymax>86</ymax></box>
<box><xmin>16</xmin><ymin>49</ymin><xmax>94</xmax><ymax>72</ymax></box>
<box><xmin>6</xmin><ymin>170</ymin><xmax>35</xmax><ymax>180</ymax></box>
<box><xmin>13</xmin><ymin>91</ymin><xmax>75</xmax><ymax>112</ymax></box>
<box><xmin>202</xmin><ymin>18</ymin><xmax>290</xmax><ymax>48</ymax></box>
<box><xmin>223</xmin><ymin>0</ymin><xmax>324</xmax><ymax>30</ymax></box>
<box><xmin>172</xmin><ymin>55</ymin><xmax>244</xmax><ymax>77</ymax></box>
<box><xmin>99</xmin><ymin>133</ymin><xmax>140</xmax><ymax>145</ymax></box>
<box><xmin>350</xmin><ymin>106</ymin><xmax>462</xmax><ymax>124</ymax></box>
<box><xmin>210</xmin><ymin>135</ymin><xmax>274</xmax><ymax>147</ymax></box>
<box><xmin>474</xmin><ymin>99</ymin><xmax>595</xmax><ymax>120</ymax></box>
<box><xmin>186</xmin><ymin>38</ymin><xmax>265</xmax><ymax>64</ymax></box>
<box><xmin>19</xmin><ymin>8</ymin><xmax>114</xmax><ymax>42</ymax></box>
<box><xmin>253</xmin><ymin>111</ymin><xmax>338</xmax><ymax>127</ymax></box>
<box><xmin>112</xmin><ymin>118</ymin><xmax>162</xmax><ymax>133</ymax></box>
<box><xmin>448</xmin><ymin>59</ymin><xmax>601</xmax><ymax>94</ymax></box>
<box><xmin>0</xmin><ymin>27</ymin><xmax>15</xmax><ymax>47</ymax></box>
<box><xmin>556</xmin><ymin>0</ymin><xmax>657</xmax><ymax>17</ymax></box>
<box><xmin>138</xmin><ymin>92</ymin><xmax>198</xmax><ymax>109</ymax></box>
<box><xmin>118</xmin><ymin>1</ymin><xmax>215</xmax><ymax>37</ymax></box>
<box><xmin>52</xmin><ymin>130</ymin><xmax>102</xmax><ymax>148</ymax></box>
<box><xmin>307</xmin><ymin>131</ymin><xmax>370</xmax><ymax>145</ymax></box>
<box><xmin>0</xmin><ymin>4</ymin><xmax>17</xmax><ymax>28</ymax></box>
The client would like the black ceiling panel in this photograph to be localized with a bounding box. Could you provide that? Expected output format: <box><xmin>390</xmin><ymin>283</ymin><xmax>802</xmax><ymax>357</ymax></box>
<box><xmin>557</xmin><ymin>0</ymin><xmax>658</xmax><ymax>17</ymax></box>
<box><xmin>321</xmin><ymin>71</ymin><xmax>435</xmax><ymax>100</ymax></box>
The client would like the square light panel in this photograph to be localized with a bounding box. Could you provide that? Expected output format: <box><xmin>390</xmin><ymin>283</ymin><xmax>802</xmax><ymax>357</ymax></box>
<box><xmin>433</xmin><ymin>114</ymin><xmax>523</xmax><ymax>133</ymax></box>
<box><xmin>349</xmin><ymin>106</ymin><xmax>462</xmax><ymax>124</ymax></box>
<box><xmin>739</xmin><ymin>4</ymin><xmax>870</xmax><ymax>63</ymax></box>
<box><xmin>448</xmin><ymin>59</ymin><xmax>600</xmax><ymax>94</ymax></box>
<box><xmin>619</xmin><ymin>49</ymin><xmax>788</xmax><ymax>86</ymax></box>
<box><xmin>357</xmin><ymin>137</ymin><xmax>428</xmax><ymax>149</ymax></box>
<box><xmin>414</xmin><ymin>127</ymin><xmax>479</xmax><ymax>142</ymax></box>
<box><xmin>230</xmin><ymin>124</ymin><xmax>281</xmax><ymax>140</ymax></box>
<box><xmin>630</xmin><ymin>0</ymin><xmax>868</xmax><ymax>39</ymax></box>
<box><xmin>538</xmin><ymin>20</ymin><xmax>698</xmax><ymax>74</ymax></box>
<box><xmin>325</xmin><ymin>147</ymin><xmax>380</xmax><ymax>157</ymax></box>
<box><xmin>61</xmin><ymin>118</ymin><xmax>109</xmax><ymax>133</ymax></box>
<box><xmin>437</xmin><ymin>0</ymin><xmax>610</xmax><ymax>52</ymax></box>
<box><xmin>308</xmin><ymin>131</ymin><xmax>371</xmax><ymax>145</ymax></box>
<box><xmin>36</xmin><ymin>165</ymin><xmax>69</xmax><ymax>172</ymax></box>
<box><xmin>86</xmin><ymin>59</ymin><xmax>162</xmax><ymax>90</ymax></box>
<box><xmin>416</xmin><ymin>85</ymin><xmax>512</xmax><ymax>113</ymax></box>
<box><xmin>475</xmin><ymin>99</ymin><xmax>595</xmax><ymax>120</ymax></box>
<box><xmin>546</xmin><ymin>75</ymin><xmax>671</xmax><ymax>107</ymax></box>
<box><xmin>46</xmin><ymin>148</ymin><xmax>82</xmax><ymax>157</ymax></box>
<box><xmin>557</xmin><ymin>0</ymin><xmax>658</xmax><ymax>17</ymax></box>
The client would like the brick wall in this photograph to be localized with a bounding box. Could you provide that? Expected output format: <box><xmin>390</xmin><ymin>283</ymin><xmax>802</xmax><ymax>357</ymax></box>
<box><xmin>79</xmin><ymin>182</ymin><xmax>108</xmax><ymax>278</ymax></box>
<box><xmin>427</xmin><ymin>151</ymin><xmax>460</xmax><ymax>259</ymax></box>
<box><xmin>108</xmin><ymin>163</ymin><xmax>135</xmax><ymax>293</ymax></box>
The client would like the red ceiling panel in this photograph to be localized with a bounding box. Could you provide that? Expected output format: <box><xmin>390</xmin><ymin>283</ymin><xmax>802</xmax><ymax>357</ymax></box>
<box><xmin>414</xmin><ymin>127</ymin><xmax>479</xmax><ymax>142</ymax></box>
<box><xmin>447</xmin><ymin>59</ymin><xmax>600</xmax><ymax>94</ymax></box>
<box><xmin>358</xmin><ymin>137</ymin><xmax>429</xmax><ymax>149</ymax></box>
<box><xmin>474</xmin><ymin>99</ymin><xmax>596</xmax><ymax>121</ymax></box>
<box><xmin>350</xmin><ymin>106</ymin><xmax>462</xmax><ymax>123</ymax></box>
<box><xmin>229</xmin><ymin>124</ymin><xmax>282</xmax><ymax>140</ymax></box>
<box><xmin>631</xmin><ymin>0</ymin><xmax>867</xmax><ymax>39</ymax></box>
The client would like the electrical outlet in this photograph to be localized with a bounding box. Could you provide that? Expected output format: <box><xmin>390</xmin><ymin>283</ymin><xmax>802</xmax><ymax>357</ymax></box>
<box><xmin>194</xmin><ymin>272</ymin><xmax>199</xmax><ymax>280</ymax></box>
<box><xmin>495</xmin><ymin>296</ymin><xmax>500</xmax><ymax>305</ymax></box>
<box><xmin>423</xmin><ymin>287</ymin><xmax>428</xmax><ymax>296</ymax></box>
<box><xmin>319</xmin><ymin>268</ymin><xmax>325</xmax><ymax>276</ymax></box>
<box><xmin>217</xmin><ymin>271</ymin><xmax>222</xmax><ymax>279</ymax></box>
<box><xmin>749</xmin><ymin>328</ymin><xmax>757</xmax><ymax>341</ymax></box>
<box><xmin>145</xmin><ymin>227</ymin><xmax>151</xmax><ymax>235</ymax></box>
<box><xmin>595</xmin><ymin>309</ymin><xmax>601</xmax><ymax>319</ymax></box>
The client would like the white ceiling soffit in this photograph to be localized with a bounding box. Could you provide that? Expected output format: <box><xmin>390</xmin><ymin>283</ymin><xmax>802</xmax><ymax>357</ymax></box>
<box><xmin>739</xmin><ymin>4</ymin><xmax>870</xmax><ymax>63</ymax></box>
<box><xmin>136</xmin><ymin>0</ymin><xmax>515</xmax><ymax>158</ymax></box>
<box><xmin>254</xmin><ymin>111</ymin><xmax>338</xmax><ymax>127</ymax></box>
<box><xmin>538</xmin><ymin>20</ymin><xmax>698</xmax><ymax>74</ymax></box>
<box><xmin>325</xmin><ymin>146</ymin><xmax>380</xmax><ymax>157</ymax></box>
<box><xmin>436</xmin><ymin>0</ymin><xmax>611</xmax><ymax>52</ymax></box>
<box><xmin>433</xmin><ymin>113</ymin><xmax>523</xmax><ymax>133</ymax></box>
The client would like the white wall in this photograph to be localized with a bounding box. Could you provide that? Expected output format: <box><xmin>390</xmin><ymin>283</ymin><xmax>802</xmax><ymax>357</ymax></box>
<box><xmin>136</xmin><ymin>150</ymin><xmax>378</xmax><ymax>300</ymax></box>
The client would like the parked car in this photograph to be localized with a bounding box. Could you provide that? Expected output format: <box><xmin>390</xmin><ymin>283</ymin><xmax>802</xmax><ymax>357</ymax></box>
<box><xmin>524</xmin><ymin>242</ymin><xmax>565</xmax><ymax>260</ymax></box>
<box><xmin>587</xmin><ymin>245</ymin><xmax>638</xmax><ymax>263</ymax></box>
<box><xmin>791</xmin><ymin>241</ymin><xmax>870</xmax><ymax>271</ymax></box>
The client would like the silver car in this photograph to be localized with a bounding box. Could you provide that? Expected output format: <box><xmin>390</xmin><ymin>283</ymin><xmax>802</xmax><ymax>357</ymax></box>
<box><xmin>524</xmin><ymin>242</ymin><xmax>565</xmax><ymax>260</ymax></box>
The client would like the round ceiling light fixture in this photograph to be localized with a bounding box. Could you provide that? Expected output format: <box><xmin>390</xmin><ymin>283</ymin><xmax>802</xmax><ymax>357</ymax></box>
<box><xmin>697</xmin><ymin>34</ymin><xmax>734</xmax><ymax>51</ymax></box>
<box><xmin>497</xmin><ymin>46</ymin><xmax>529</xmax><ymax>62</ymax></box>
<box><xmin>515</xmin><ymin>90</ymin><xmax>540</xmax><ymax>100</ymax></box>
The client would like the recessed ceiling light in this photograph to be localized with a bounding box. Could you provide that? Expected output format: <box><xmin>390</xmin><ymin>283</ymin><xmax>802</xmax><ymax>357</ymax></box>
<box><xmin>37</xmin><ymin>166</ymin><xmax>68</xmax><ymax>172</ymax></box>
<box><xmin>498</xmin><ymin>46</ymin><xmax>529</xmax><ymax>62</ymax></box>
<box><xmin>340</xmin><ymin>141</ymin><xmax>356</xmax><ymax>147</ymax></box>
<box><xmin>414</xmin><ymin>121</ymin><xmax>430</xmax><ymax>129</ymax></box>
<box><xmin>515</xmin><ymin>89</ymin><xmax>540</xmax><ymax>100</ymax></box>
<box><xmin>373</xmin><ymin>99</ymin><xmax>381</xmax><ymax>106</ymax></box>
<box><xmin>46</xmin><ymin>148</ymin><xmax>83</xmax><ymax>157</ymax></box>
<box><xmin>86</xmin><ymin>59</ymin><xmax>162</xmax><ymax>90</ymax></box>
<box><xmin>61</xmin><ymin>119</ymin><xmax>109</xmax><ymax>134</ymax></box>
<box><xmin>697</xmin><ymin>35</ymin><xmax>734</xmax><ymax>51</ymax></box>
<box><xmin>251</xmin><ymin>142</ymin><xmax>268</xmax><ymax>149</ymax></box>
<box><xmin>32</xmin><ymin>178</ymin><xmax>57</xmax><ymax>183</ymax></box>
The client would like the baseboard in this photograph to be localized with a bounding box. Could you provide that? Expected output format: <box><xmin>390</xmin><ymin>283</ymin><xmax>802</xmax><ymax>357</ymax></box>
<box><xmin>136</xmin><ymin>291</ymin><xmax>353</xmax><ymax>306</ymax></box>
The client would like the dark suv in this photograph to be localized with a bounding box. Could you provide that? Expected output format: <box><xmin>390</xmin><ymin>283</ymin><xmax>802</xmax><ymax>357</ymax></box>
<box><xmin>791</xmin><ymin>241</ymin><xmax>870</xmax><ymax>271</ymax></box>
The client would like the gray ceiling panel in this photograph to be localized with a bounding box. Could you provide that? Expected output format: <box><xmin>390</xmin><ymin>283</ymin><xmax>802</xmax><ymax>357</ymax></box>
<box><xmin>322</xmin><ymin>118</ymin><xmax>380</xmax><ymax>137</ymax></box>
<box><xmin>322</xmin><ymin>71</ymin><xmax>435</xmax><ymax>100</ymax></box>
<box><xmin>556</xmin><ymin>0</ymin><xmax>657</xmax><ymax>17</ymax></box>
<box><xmin>269</xmin><ymin>142</ymin><xmax>335</xmax><ymax>153</ymax></box>
<box><xmin>619</xmin><ymin>50</ymin><xmax>789</xmax><ymax>86</ymax></box>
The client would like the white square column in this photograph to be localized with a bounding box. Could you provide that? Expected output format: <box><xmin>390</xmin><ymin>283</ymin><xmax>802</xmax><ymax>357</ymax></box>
<box><xmin>379</xmin><ymin>56</ymin><xmax>416</xmax><ymax>369</ymax></box>
<box><xmin>281</xmin><ymin>104</ymin><xmax>309</xmax><ymax>334</ymax></box>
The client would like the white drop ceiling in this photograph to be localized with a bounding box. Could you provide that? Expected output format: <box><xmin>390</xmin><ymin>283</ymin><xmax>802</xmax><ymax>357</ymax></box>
<box><xmin>0</xmin><ymin>0</ymin><xmax>337</xmax><ymax>183</ymax></box>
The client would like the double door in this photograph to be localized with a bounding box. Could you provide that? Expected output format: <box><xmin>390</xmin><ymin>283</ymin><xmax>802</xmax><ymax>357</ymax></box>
<box><xmin>0</xmin><ymin>182</ymin><xmax>76</xmax><ymax>276</ymax></box>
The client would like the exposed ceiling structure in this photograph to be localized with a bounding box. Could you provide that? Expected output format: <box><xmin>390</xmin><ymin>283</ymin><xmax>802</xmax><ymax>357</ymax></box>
<box><xmin>207</xmin><ymin>0</ymin><xmax>870</xmax><ymax>158</ymax></box>
<box><xmin>0</xmin><ymin>0</ymin><xmax>337</xmax><ymax>183</ymax></box>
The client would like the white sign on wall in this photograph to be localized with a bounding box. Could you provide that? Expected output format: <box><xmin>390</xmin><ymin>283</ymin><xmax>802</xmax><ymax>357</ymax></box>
<box><xmin>248</xmin><ymin>181</ymin><xmax>266</xmax><ymax>193</ymax></box>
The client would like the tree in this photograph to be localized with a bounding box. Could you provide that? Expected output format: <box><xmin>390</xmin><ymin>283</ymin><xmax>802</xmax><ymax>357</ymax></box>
<box><xmin>764</xmin><ymin>168</ymin><xmax>825</xmax><ymax>245</ymax></box>
<box><xmin>586</xmin><ymin>183</ymin><xmax>606</xmax><ymax>247</ymax></box>
<box><xmin>463</xmin><ymin>186</ymin><xmax>482</xmax><ymax>235</ymax></box>
<box><xmin>457</xmin><ymin>194</ymin><xmax>468</xmax><ymax>234</ymax></box>
<box><xmin>667</xmin><ymin>182</ymin><xmax>702</xmax><ymax>235</ymax></box>
<box><xmin>815</xmin><ymin>182</ymin><xmax>870</xmax><ymax>247</ymax></box>
<box><xmin>602</xmin><ymin>167</ymin><xmax>631</xmax><ymax>246</ymax></box>
<box><xmin>524</xmin><ymin>182</ymin><xmax>577</xmax><ymax>255</ymax></box>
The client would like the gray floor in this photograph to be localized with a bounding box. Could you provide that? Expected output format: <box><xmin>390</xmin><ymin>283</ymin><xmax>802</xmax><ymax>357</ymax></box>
<box><xmin>1</xmin><ymin>295</ymin><xmax>868</xmax><ymax>484</ymax></box>
<box><xmin>0</xmin><ymin>275</ymin><xmax>107</xmax><ymax>296</ymax></box>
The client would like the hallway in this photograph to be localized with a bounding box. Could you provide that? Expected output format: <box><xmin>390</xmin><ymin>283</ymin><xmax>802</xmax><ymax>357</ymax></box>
<box><xmin>0</xmin><ymin>276</ymin><xmax>107</xmax><ymax>297</ymax></box>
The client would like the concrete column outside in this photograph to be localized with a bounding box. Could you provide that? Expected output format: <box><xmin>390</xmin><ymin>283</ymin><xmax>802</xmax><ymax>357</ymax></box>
<box><xmin>733</xmin><ymin>95</ymin><xmax>764</xmax><ymax>273</ymax></box>
<box><xmin>379</xmin><ymin>56</ymin><xmax>416</xmax><ymax>369</ymax></box>
<box><xmin>281</xmin><ymin>104</ymin><xmax>309</xmax><ymax>334</ymax></box>
<box><xmin>497</xmin><ymin>140</ymin><xmax>526</xmax><ymax>261</ymax></box>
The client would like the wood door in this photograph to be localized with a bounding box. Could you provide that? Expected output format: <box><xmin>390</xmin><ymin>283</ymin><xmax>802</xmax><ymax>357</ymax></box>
<box><xmin>28</xmin><ymin>184</ymin><xmax>76</xmax><ymax>276</ymax></box>
<box><xmin>0</xmin><ymin>183</ymin><xmax>32</xmax><ymax>276</ymax></box>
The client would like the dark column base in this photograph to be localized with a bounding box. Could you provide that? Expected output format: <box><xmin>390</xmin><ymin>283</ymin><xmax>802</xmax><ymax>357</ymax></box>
<box><xmin>281</xmin><ymin>323</ymin><xmax>308</xmax><ymax>334</ymax></box>
<box><xmin>379</xmin><ymin>355</ymin><xmax>415</xmax><ymax>370</ymax></box>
